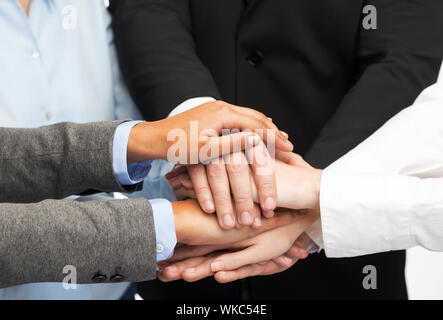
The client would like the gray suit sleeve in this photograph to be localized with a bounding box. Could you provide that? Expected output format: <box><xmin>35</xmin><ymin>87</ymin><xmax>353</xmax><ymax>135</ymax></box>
<box><xmin>0</xmin><ymin>121</ymin><xmax>142</xmax><ymax>203</ymax></box>
<box><xmin>0</xmin><ymin>121</ymin><xmax>159</xmax><ymax>287</ymax></box>
<box><xmin>0</xmin><ymin>198</ymin><xmax>157</xmax><ymax>288</ymax></box>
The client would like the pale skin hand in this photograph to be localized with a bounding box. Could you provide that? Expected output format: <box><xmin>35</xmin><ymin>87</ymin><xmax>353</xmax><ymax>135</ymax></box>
<box><xmin>126</xmin><ymin>101</ymin><xmax>293</xmax><ymax>165</ymax></box>
<box><xmin>163</xmin><ymin>152</ymin><xmax>322</xmax><ymax>282</ymax></box>
<box><xmin>168</xmin><ymin>150</ymin><xmax>322</xmax><ymax>228</ymax></box>
<box><xmin>158</xmin><ymin>211</ymin><xmax>319</xmax><ymax>283</ymax></box>
<box><xmin>167</xmin><ymin>141</ymin><xmax>278</xmax><ymax>229</ymax></box>
<box><xmin>158</xmin><ymin>233</ymin><xmax>312</xmax><ymax>283</ymax></box>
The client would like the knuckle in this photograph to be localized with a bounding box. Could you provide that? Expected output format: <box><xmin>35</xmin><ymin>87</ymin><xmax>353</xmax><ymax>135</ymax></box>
<box><xmin>194</xmin><ymin>185</ymin><xmax>211</xmax><ymax>196</ymax></box>
<box><xmin>234</xmin><ymin>196</ymin><xmax>253</xmax><ymax>207</ymax></box>
<box><xmin>227</xmin><ymin>163</ymin><xmax>247</xmax><ymax>174</ymax></box>
<box><xmin>207</xmin><ymin>164</ymin><xmax>227</xmax><ymax>178</ymax></box>
<box><xmin>215</xmin><ymin>101</ymin><xmax>230</xmax><ymax>112</ymax></box>
<box><xmin>280</xmin><ymin>259</ymin><xmax>293</xmax><ymax>268</ymax></box>
<box><xmin>187</xmin><ymin>164</ymin><xmax>203</xmax><ymax>174</ymax></box>
<box><xmin>257</xmin><ymin>181</ymin><xmax>276</xmax><ymax>193</ymax></box>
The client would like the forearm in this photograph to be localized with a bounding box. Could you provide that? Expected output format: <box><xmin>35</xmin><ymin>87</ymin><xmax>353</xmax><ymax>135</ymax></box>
<box><xmin>320</xmin><ymin>171</ymin><xmax>443</xmax><ymax>257</ymax></box>
<box><xmin>250</xmin><ymin>160</ymin><xmax>322</xmax><ymax>211</ymax></box>
<box><xmin>0</xmin><ymin>198</ymin><xmax>157</xmax><ymax>288</ymax></box>
<box><xmin>0</xmin><ymin>121</ymin><xmax>131</xmax><ymax>203</ymax></box>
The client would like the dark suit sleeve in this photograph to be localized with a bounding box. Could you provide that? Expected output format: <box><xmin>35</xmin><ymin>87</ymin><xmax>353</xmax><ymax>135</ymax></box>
<box><xmin>110</xmin><ymin>0</ymin><xmax>221</xmax><ymax>121</ymax></box>
<box><xmin>304</xmin><ymin>0</ymin><xmax>443</xmax><ymax>168</ymax></box>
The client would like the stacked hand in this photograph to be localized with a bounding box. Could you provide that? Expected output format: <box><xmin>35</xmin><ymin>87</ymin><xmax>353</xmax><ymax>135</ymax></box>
<box><xmin>123</xmin><ymin>100</ymin><xmax>322</xmax><ymax>283</ymax></box>
<box><xmin>162</xmin><ymin>146</ymin><xmax>322</xmax><ymax>283</ymax></box>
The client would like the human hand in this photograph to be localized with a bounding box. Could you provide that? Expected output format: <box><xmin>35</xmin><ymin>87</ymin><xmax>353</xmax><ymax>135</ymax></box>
<box><xmin>168</xmin><ymin>151</ymin><xmax>322</xmax><ymax>228</ymax></box>
<box><xmin>167</xmin><ymin>140</ymin><xmax>278</xmax><ymax>229</ymax></box>
<box><xmin>158</xmin><ymin>210</ymin><xmax>319</xmax><ymax>283</ymax></box>
<box><xmin>126</xmin><ymin>101</ymin><xmax>293</xmax><ymax>164</ymax></box>
<box><xmin>172</xmin><ymin>199</ymin><xmax>304</xmax><ymax>246</ymax></box>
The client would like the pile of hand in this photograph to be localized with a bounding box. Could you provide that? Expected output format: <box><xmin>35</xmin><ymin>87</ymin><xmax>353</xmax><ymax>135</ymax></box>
<box><xmin>151</xmin><ymin>112</ymin><xmax>323</xmax><ymax>283</ymax></box>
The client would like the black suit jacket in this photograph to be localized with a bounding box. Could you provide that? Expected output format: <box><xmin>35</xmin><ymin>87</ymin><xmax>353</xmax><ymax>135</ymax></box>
<box><xmin>111</xmin><ymin>0</ymin><xmax>443</xmax><ymax>299</ymax></box>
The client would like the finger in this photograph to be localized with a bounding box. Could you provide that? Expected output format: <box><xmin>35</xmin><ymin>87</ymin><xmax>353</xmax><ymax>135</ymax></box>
<box><xmin>181</xmin><ymin>254</ymin><xmax>219</xmax><ymax>283</ymax></box>
<box><xmin>206</xmin><ymin>159</ymin><xmax>236</xmax><ymax>229</ymax></box>
<box><xmin>224</xmin><ymin>152</ymin><xmax>254</xmax><ymax>226</ymax></box>
<box><xmin>229</xmin><ymin>105</ymin><xmax>293</xmax><ymax>152</ymax></box>
<box><xmin>198</xmin><ymin>132</ymin><xmax>260</xmax><ymax>163</ymax></box>
<box><xmin>187</xmin><ymin>164</ymin><xmax>215</xmax><ymax>213</ymax></box>
<box><xmin>255</xmin><ymin>209</ymin><xmax>298</xmax><ymax>233</ymax></box>
<box><xmin>165</xmin><ymin>165</ymin><xmax>188</xmax><ymax>180</ymax></box>
<box><xmin>210</xmin><ymin>245</ymin><xmax>269</xmax><ymax>273</ymax></box>
<box><xmin>285</xmin><ymin>245</ymin><xmax>309</xmax><ymax>260</ymax></box>
<box><xmin>173</xmin><ymin>186</ymin><xmax>196</xmax><ymax>201</ymax></box>
<box><xmin>272</xmin><ymin>255</ymin><xmax>299</xmax><ymax>268</ymax></box>
<box><xmin>246</xmin><ymin>140</ymin><xmax>277</xmax><ymax>214</ymax></box>
<box><xmin>168</xmin><ymin>173</ymin><xmax>193</xmax><ymax>190</ymax></box>
<box><xmin>166</xmin><ymin>245</ymin><xmax>225</xmax><ymax>263</ymax></box>
<box><xmin>251</xmin><ymin>204</ymin><xmax>263</xmax><ymax>229</ymax></box>
<box><xmin>214</xmin><ymin>261</ymin><xmax>285</xmax><ymax>283</ymax></box>
<box><xmin>231</xmin><ymin>106</ymin><xmax>284</xmax><ymax>141</ymax></box>
<box><xmin>294</xmin><ymin>232</ymin><xmax>312</xmax><ymax>248</ymax></box>
<box><xmin>158</xmin><ymin>256</ymin><xmax>210</xmax><ymax>282</ymax></box>
<box><xmin>275</xmin><ymin>151</ymin><xmax>313</xmax><ymax>169</ymax></box>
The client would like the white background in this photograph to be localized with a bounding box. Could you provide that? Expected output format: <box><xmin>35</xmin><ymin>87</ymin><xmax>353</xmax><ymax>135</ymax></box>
<box><xmin>406</xmin><ymin>248</ymin><xmax>443</xmax><ymax>299</ymax></box>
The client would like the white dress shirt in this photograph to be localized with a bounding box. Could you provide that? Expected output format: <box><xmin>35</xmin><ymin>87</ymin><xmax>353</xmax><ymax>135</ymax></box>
<box><xmin>307</xmin><ymin>80</ymin><xmax>443</xmax><ymax>257</ymax></box>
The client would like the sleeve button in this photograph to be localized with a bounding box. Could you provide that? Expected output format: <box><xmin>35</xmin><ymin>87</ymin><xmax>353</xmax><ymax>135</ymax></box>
<box><xmin>92</xmin><ymin>274</ymin><xmax>107</xmax><ymax>283</ymax></box>
<box><xmin>110</xmin><ymin>274</ymin><xmax>125</xmax><ymax>282</ymax></box>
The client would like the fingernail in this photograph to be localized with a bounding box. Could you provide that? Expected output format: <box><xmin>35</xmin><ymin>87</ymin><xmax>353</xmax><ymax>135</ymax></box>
<box><xmin>185</xmin><ymin>268</ymin><xmax>195</xmax><ymax>274</ymax></box>
<box><xmin>264</xmin><ymin>197</ymin><xmax>276</xmax><ymax>211</ymax></box>
<box><xmin>254</xmin><ymin>217</ymin><xmax>262</xmax><ymax>227</ymax></box>
<box><xmin>223</xmin><ymin>215</ymin><xmax>234</xmax><ymax>228</ymax></box>
<box><xmin>204</xmin><ymin>200</ymin><xmax>215</xmax><ymax>212</ymax></box>
<box><xmin>280</xmin><ymin>131</ymin><xmax>289</xmax><ymax>139</ymax></box>
<box><xmin>283</xmin><ymin>256</ymin><xmax>293</xmax><ymax>264</ymax></box>
<box><xmin>268</xmin><ymin>117</ymin><xmax>273</xmax><ymax>122</ymax></box>
<box><xmin>241</xmin><ymin>212</ymin><xmax>252</xmax><ymax>225</ymax></box>
<box><xmin>287</xmin><ymin>141</ymin><xmax>294</xmax><ymax>149</ymax></box>
<box><xmin>248</xmin><ymin>135</ymin><xmax>261</xmax><ymax>147</ymax></box>
<box><xmin>211</xmin><ymin>261</ymin><xmax>225</xmax><ymax>273</ymax></box>
<box><xmin>263</xmin><ymin>210</ymin><xmax>275</xmax><ymax>218</ymax></box>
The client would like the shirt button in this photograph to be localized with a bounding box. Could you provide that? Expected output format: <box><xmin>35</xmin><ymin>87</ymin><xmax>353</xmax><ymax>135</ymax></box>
<box><xmin>45</xmin><ymin>112</ymin><xmax>52</xmax><ymax>120</ymax></box>
<box><xmin>246</xmin><ymin>51</ymin><xmax>263</xmax><ymax>67</ymax></box>
<box><xmin>156</xmin><ymin>244</ymin><xmax>164</xmax><ymax>253</ymax></box>
<box><xmin>32</xmin><ymin>51</ymin><xmax>40</xmax><ymax>59</ymax></box>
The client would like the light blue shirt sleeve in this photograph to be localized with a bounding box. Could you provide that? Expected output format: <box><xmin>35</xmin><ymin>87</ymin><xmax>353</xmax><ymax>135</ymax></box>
<box><xmin>149</xmin><ymin>199</ymin><xmax>177</xmax><ymax>262</ymax></box>
<box><xmin>112</xmin><ymin>121</ymin><xmax>153</xmax><ymax>185</ymax></box>
<box><xmin>112</xmin><ymin>123</ymin><xmax>177</xmax><ymax>262</ymax></box>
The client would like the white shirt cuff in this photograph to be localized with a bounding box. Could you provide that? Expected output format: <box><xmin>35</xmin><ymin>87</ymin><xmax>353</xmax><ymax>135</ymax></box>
<box><xmin>320</xmin><ymin>169</ymin><xmax>416</xmax><ymax>258</ymax></box>
<box><xmin>168</xmin><ymin>97</ymin><xmax>216</xmax><ymax>117</ymax></box>
<box><xmin>305</xmin><ymin>219</ymin><xmax>324</xmax><ymax>253</ymax></box>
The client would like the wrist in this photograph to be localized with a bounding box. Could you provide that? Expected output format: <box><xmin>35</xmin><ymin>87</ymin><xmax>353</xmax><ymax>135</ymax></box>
<box><xmin>274</xmin><ymin>161</ymin><xmax>322</xmax><ymax>210</ymax></box>
<box><xmin>309</xmin><ymin>169</ymin><xmax>322</xmax><ymax>211</ymax></box>
<box><xmin>127</xmin><ymin>121</ymin><xmax>167</xmax><ymax>164</ymax></box>
<box><xmin>171</xmin><ymin>199</ymin><xmax>199</xmax><ymax>244</ymax></box>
